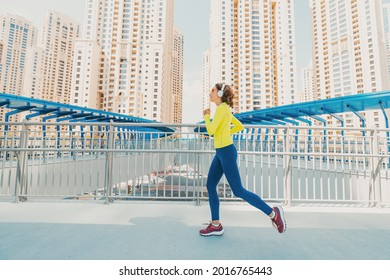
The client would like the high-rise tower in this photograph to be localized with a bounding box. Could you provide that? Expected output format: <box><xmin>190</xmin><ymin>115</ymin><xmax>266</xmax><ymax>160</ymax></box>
<box><xmin>207</xmin><ymin>0</ymin><xmax>297</xmax><ymax>113</ymax></box>
<box><xmin>173</xmin><ymin>28</ymin><xmax>184</xmax><ymax>124</ymax></box>
<box><xmin>0</xmin><ymin>14</ymin><xmax>37</xmax><ymax>122</ymax></box>
<box><xmin>40</xmin><ymin>11</ymin><xmax>80</xmax><ymax>104</ymax></box>
<box><xmin>73</xmin><ymin>0</ymin><xmax>176</xmax><ymax>123</ymax></box>
<box><xmin>310</xmin><ymin>0</ymin><xmax>389</xmax><ymax>128</ymax></box>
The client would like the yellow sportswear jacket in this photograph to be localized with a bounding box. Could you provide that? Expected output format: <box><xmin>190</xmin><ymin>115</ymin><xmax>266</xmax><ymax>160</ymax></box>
<box><xmin>204</xmin><ymin>102</ymin><xmax>245</xmax><ymax>149</ymax></box>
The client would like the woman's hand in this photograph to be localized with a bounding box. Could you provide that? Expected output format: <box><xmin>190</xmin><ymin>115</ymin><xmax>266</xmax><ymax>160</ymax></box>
<box><xmin>203</xmin><ymin>108</ymin><xmax>210</xmax><ymax>116</ymax></box>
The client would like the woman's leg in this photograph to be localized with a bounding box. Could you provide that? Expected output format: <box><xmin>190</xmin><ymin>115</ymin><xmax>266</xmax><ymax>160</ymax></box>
<box><xmin>206</xmin><ymin>154</ymin><xmax>224</xmax><ymax>221</ymax></box>
<box><xmin>218</xmin><ymin>145</ymin><xmax>273</xmax><ymax>216</ymax></box>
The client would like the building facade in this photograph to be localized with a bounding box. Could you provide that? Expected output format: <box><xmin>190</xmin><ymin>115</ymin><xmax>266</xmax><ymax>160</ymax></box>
<box><xmin>310</xmin><ymin>0</ymin><xmax>389</xmax><ymax>129</ymax></box>
<box><xmin>202</xmin><ymin>50</ymin><xmax>211</xmax><ymax>113</ymax></box>
<box><xmin>383</xmin><ymin>3</ymin><xmax>390</xmax><ymax>82</ymax></box>
<box><xmin>0</xmin><ymin>14</ymin><xmax>37</xmax><ymax>122</ymax></box>
<box><xmin>300</xmin><ymin>60</ymin><xmax>314</xmax><ymax>103</ymax></box>
<box><xmin>173</xmin><ymin>28</ymin><xmax>183</xmax><ymax>124</ymax></box>
<box><xmin>73</xmin><ymin>0</ymin><xmax>177</xmax><ymax>123</ymax></box>
<box><xmin>40</xmin><ymin>11</ymin><xmax>80</xmax><ymax>105</ymax></box>
<box><xmin>71</xmin><ymin>39</ymin><xmax>102</xmax><ymax>109</ymax></box>
<box><xmin>22</xmin><ymin>46</ymin><xmax>45</xmax><ymax>100</ymax></box>
<box><xmin>207</xmin><ymin>0</ymin><xmax>297</xmax><ymax>114</ymax></box>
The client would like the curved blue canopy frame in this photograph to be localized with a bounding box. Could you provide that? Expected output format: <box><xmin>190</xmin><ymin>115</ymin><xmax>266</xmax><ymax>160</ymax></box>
<box><xmin>196</xmin><ymin>90</ymin><xmax>390</xmax><ymax>131</ymax></box>
<box><xmin>0</xmin><ymin>92</ymin><xmax>175</xmax><ymax>138</ymax></box>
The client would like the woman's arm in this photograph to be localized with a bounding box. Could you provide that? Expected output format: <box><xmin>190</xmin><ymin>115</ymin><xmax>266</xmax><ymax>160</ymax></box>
<box><xmin>204</xmin><ymin>106</ymin><xmax>225</xmax><ymax>136</ymax></box>
<box><xmin>230</xmin><ymin>115</ymin><xmax>244</xmax><ymax>134</ymax></box>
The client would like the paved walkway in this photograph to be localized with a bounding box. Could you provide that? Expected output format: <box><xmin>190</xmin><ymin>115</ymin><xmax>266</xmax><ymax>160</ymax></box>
<box><xmin>1</xmin><ymin>201</ymin><xmax>390</xmax><ymax>260</ymax></box>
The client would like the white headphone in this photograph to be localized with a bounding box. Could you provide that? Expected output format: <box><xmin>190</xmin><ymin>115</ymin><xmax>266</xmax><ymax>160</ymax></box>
<box><xmin>218</xmin><ymin>84</ymin><xmax>226</xmax><ymax>97</ymax></box>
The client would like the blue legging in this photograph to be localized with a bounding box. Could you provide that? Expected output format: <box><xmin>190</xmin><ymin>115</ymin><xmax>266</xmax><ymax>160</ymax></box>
<box><xmin>206</xmin><ymin>144</ymin><xmax>273</xmax><ymax>221</ymax></box>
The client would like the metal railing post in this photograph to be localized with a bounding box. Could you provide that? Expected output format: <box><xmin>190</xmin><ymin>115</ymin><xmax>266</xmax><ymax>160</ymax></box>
<box><xmin>104</xmin><ymin>121</ymin><xmax>115</xmax><ymax>204</ymax></box>
<box><xmin>15</xmin><ymin>120</ymin><xmax>29</xmax><ymax>203</ymax></box>
<box><xmin>369</xmin><ymin>129</ymin><xmax>382</xmax><ymax>208</ymax></box>
<box><xmin>194</xmin><ymin>126</ymin><xmax>201</xmax><ymax>206</ymax></box>
<box><xmin>284</xmin><ymin>126</ymin><xmax>292</xmax><ymax>206</ymax></box>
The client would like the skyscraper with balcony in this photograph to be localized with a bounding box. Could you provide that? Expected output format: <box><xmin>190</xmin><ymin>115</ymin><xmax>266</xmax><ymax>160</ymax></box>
<box><xmin>40</xmin><ymin>11</ymin><xmax>80</xmax><ymax>105</ymax></box>
<box><xmin>383</xmin><ymin>3</ymin><xmax>390</xmax><ymax>81</ymax></box>
<box><xmin>0</xmin><ymin>14</ymin><xmax>37</xmax><ymax>122</ymax></box>
<box><xmin>310</xmin><ymin>0</ymin><xmax>389</xmax><ymax>129</ymax></box>
<box><xmin>22</xmin><ymin>46</ymin><xmax>45</xmax><ymax>100</ymax></box>
<box><xmin>173</xmin><ymin>28</ymin><xmax>183</xmax><ymax>124</ymax></box>
<box><xmin>202</xmin><ymin>50</ymin><xmax>211</xmax><ymax>113</ymax></box>
<box><xmin>71</xmin><ymin>39</ymin><xmax>102</xmax><ymax>109</ymax></box>
<box><xmin>207</xmin><ymin>0</ymin><xmax>297</xmax><ymax>114</ymax></box>
<box><xmin>73</xmin><ymin>0</ymin><xmax>176</xmax><ymax>123</ymax></box>
<box><xmin>300</xmin><ymin>60</ymin><xmax>314</xmax><ymax>103</ymax></box>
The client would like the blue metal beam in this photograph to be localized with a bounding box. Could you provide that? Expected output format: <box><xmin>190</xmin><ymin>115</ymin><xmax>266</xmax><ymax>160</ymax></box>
<box><xmin>321</xmin><ymin>107</ymin><xmax>344</xmax><ymax>123</ymax></box>
<box><xmin>347</xmin><ymin>104</ymin><xmax>366</xmax><ymax>123</ymax></box>
<box><xmin>294</xmin><ymin>117</ymin><xmax>312</xmax><ymax>126</ymax></box>
<box><xmin>299</xmin><ymin>110</ymin><xmax>326</xmax><ymax>124</ymax></box>
<box><xmin>379</xmin><ymin>101</ymin><xmax>389</xmax><ymax>130</ymax></box>
<box><xmin>7</xmin><ymin>105</ymin><xmax>36</xmax><ymax>111</ymax></box>
<box><xmin>0</xmin><ymin>101</ymin><xmax>10</xmax><ymax>107</ymax></box>
<box><xmin>265</xmin><ymin>113</ymin><xmax>284</xmax><ymax>121</ymax></box>
<box><xmin>69</xmin><ymin>115</ymin><xmax>104</xmax><ymax>122</ymax></box>
<box><xmin>26</xmin><ymin>108</ymin><xmax>59</xmax><ymax>120</ymax></box>
<box><xmin>281</xmin><ymin>118</ymin><xmax>299</xmax><ymax>126</ymax></box>
<box><xmin>347</xmin><ymin>104</ymin><xmax>366</xmax><ymax>136</ymax></box>
<box><xmin>42</xmin><ymin>114</ymin><xmax>60</xmax><ymax>122</ymax></box>
<box><xmin>4</xmin><ymin>110</ymin><xmax>22</xmax><ymax>131</ymax></box>
<box><xmin>54</xmin><ymin>111</ymin><xmax>77</xmax><ymax>118</ymax></box>
<box><xmin>267</xmin><ymin>119</ymin><xmax>287</xmax><ymax>126</ymax></box>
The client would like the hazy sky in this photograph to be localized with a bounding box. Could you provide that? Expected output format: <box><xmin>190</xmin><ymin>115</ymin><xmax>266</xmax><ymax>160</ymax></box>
<box><xmin>0</xmin><ymin>0</ymin><xmax>388</xmax><ymax>123</ymax></box>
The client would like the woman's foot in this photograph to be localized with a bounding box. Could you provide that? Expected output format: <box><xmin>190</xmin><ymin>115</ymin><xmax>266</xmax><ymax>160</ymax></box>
<box><xmin>199</xmin><ymin>223</ymin><xmax>224</xmax><ymax>236</ymax></box>
<box><xmin>271</xmin><ymin>206</ymin><xmax>287</xmax><ymax>233</ymax></box>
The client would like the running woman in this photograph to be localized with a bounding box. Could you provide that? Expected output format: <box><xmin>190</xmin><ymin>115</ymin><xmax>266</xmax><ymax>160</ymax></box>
<box><xmin>199</xmin><ymin>83</ymin><xmax>287</xmax><ymax>236</ymax></box>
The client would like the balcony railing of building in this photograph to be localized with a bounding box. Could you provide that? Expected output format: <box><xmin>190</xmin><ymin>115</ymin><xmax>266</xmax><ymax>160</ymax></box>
<box><xmin>1</xmin><ymin>121</ymin><xmax>389</xmax><ymax>208</ymax></box>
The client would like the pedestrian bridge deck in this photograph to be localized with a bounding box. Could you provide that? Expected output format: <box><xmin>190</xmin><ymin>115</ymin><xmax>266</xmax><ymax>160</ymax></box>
<box><xmin>1</xmin><ymin>200</ymin><xmax>389</xmax><ymax>260</ymax></box>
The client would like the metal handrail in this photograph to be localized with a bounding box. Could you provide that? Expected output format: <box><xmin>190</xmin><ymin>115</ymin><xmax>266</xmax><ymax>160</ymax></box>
<box><xmin>1</xmin><ymin>122</ymin><xmax>389</xmax><ymax>207</ymax></box>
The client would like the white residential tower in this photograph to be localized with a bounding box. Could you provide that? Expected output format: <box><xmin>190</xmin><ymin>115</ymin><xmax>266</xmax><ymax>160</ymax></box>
<box><xmin>207</xmin><ymin>0</ymin><xmax>297</xmax><ymax>114</ymax></box>
<box><xmin>40</xmin><ymin>11</ymin><xmax>80</xmax><ymax>105</ymax></box>
<box><xmin>310</xmin><ymin>0</ymin><xmax>389</xmax><ymax>129</ymax></box>
<box><xmin>72</xmin><ymin>0</ymin><xmax>176</xmax><ymax>123</ymax></box>
<box><xmin>0</xmin><ymin>14</ymin><xmax>37</xmax><ymax>122</ymax></box>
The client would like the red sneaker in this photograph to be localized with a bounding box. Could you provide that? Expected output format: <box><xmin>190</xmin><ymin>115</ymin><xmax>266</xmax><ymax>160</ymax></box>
<box><xmin>199</xmin><ymin>223</ymin><xmax>224</xmax><ymax>236</ymax></box>
<box><xmin>271</xmin><ymin>206</ymin><xmax>287</xmax><ymax>233</ymax></box>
